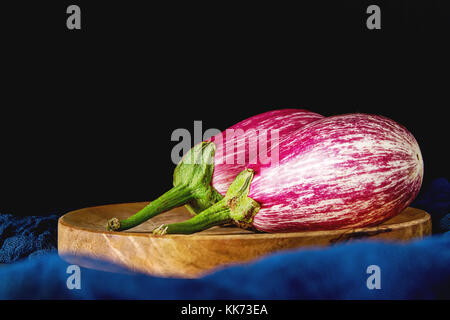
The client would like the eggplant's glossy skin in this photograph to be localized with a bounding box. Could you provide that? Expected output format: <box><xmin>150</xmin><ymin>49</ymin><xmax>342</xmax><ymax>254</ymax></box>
<box><xmin>248</xmin><ymin>114</ymin><xmax>424</xmax><ymax>232</ymax></box>
<box><xmin>210</xmin><ymin>109</ymin><xmax>324</xmax><ymax>196</ymax></box>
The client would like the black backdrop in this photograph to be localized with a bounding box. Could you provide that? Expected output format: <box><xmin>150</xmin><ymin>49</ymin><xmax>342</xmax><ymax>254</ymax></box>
<box><xmin>1</xmin><ymin>1</ymin><xmax>449</xmax><ymax>216</ymax></box>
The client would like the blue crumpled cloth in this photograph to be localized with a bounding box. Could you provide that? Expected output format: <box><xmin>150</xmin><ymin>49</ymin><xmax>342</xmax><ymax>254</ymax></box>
<box><xmin>0</xmin><ymin>178</ymin><xmax>449</xmax><ymax>299</ymax></box>
<box><xmin>412</xmin><ymin>177</ymin><xmax>450</xmax><ymax>234</ymax></box>
<box><xmin>0</xmin><ymin>214</ymin><xmax>58</xmax><ymax>263</ymax></box>
<box><xmin>1</xmin><ymin>234</ymin><xmax>449</xmax><ymax>299</ymax></box>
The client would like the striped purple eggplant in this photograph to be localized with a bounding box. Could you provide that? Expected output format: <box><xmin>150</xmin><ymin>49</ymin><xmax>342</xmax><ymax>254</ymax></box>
<box><xmin>209</xmin><ymin>109</ymin><xmax>324</xmax><ymax>196</ymax></box>
<box><xmin>107</xmin><ymin>108</ymin><xmax>323</xmax><ymax>231</ymax></box>
<box><xmin>248</xmin><ymin>113</ymin><xmax>424</xmax><ymax>232</ymax></box>
<box><xmin>155</xmin><ymin>113</ymin><xmax>424</xmax><ymax>234</ymax></box>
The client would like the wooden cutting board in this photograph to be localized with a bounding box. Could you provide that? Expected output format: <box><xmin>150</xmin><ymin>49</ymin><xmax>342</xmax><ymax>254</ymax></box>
<box><xmin>58</xmin><ymin>202</ymin><xmax>431</xmax><ymax>278</ymax></box>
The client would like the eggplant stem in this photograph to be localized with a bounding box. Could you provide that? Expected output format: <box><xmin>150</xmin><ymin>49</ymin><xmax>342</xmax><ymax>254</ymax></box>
<box><xmin>106</xmin><ymin>184</ymin><xmax>192</xmax><ymax>231</ymax></box>
<box><xmin>153</xmin><ymin>169</ymin><xmax>261</xmax><ymax>235</ymax></box>
<box><xmin>106</xmin><ymin>142</ymin><xmax>223</xmax><ymax>232</ymax></box>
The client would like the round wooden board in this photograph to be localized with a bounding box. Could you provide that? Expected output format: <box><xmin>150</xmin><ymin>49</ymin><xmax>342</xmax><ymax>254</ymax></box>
<box><xmin>58</xmin><ymin>202</ymin><xmax>431</xmax><ymax>278</ymax></box>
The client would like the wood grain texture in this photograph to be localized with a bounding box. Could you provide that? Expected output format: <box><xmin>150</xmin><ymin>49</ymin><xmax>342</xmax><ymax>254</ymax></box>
<box><xmin>58</xmin><ymin>202</ymin><xmax>431</xmax><ymax>278</ymax></box>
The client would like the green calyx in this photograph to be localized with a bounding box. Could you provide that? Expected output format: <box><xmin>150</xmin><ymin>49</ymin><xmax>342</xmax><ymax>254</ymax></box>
<box><xmin>174</xmin><ymin>141</ymin><xmax>223</xmax><ymax>213</ymax></box>
<box><xmin>226</xmin><ymin>169</ymin><xmax>260</xmax><ymax>224</ymax></box>
<box><xmin>106</xmin><ymin>141</ymin><xmax>223</xmax><ymax>231</ymax></box>
<box><xmin>153</xmin><ymin>169</ymin><xmax>260</xmax><ymax>235</ymax></box>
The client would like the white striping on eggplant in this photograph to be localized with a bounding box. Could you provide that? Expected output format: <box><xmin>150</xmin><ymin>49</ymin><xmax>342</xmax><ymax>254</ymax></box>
<box><xmin>209</xmin><ymin>109</ymin><xmax>324</xmax><ymax>195</ymax></box>
<box><xmin>248</xmin><ymin>113</ymin><xmax>423</xmax><ymax>232</ymax></box>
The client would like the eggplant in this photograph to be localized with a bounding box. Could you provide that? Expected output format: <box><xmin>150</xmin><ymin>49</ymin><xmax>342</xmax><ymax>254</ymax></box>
<box><xmin>155</xmin><ymin>114</ymin><xmax>423</xmax><ymax>234</ymax></box>
<box><xmin>107</xmin><ymin>109</ymin><xmax>323</xmax><ymax>231</ymax></box>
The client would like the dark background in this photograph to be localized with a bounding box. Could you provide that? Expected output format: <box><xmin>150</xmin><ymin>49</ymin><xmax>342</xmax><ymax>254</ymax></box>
<box><xmin>1</xmin><ymin>1</ymin><xmax>449</xmax><ymax>216</ymax></box>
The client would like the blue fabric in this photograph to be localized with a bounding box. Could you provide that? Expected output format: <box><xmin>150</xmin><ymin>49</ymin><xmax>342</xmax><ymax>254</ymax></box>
<box><xmin>0</xmin><ymin>235</ymin><xmax>449</xmax><ymax>299</ymax></box>
<box><xmin>412</xmin><ymin>177</ymin><xmax>450</xmax><ymax>233</ymax></box>
<box><xmin>0</xmin><ymin>178</ymin><xmax>449</xmax><ymax>299</ymax></box>
<box><xmin>0</xmin><ymin>214</ymin><xmax>58</xmax><ymax>263</ymax></box>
